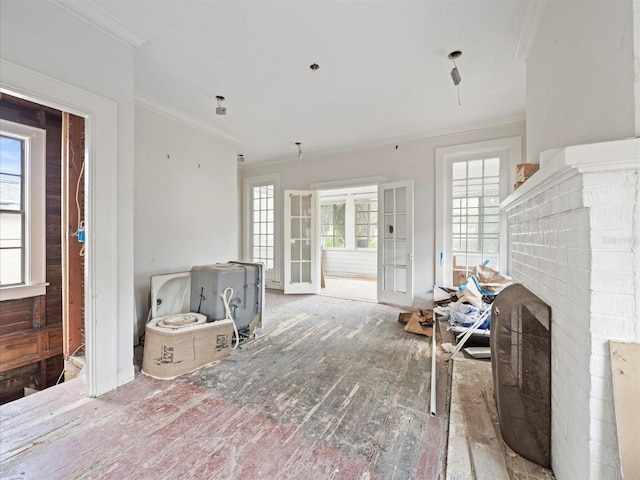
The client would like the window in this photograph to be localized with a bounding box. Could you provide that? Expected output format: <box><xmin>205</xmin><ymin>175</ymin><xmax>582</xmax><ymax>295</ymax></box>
<box><xmin>451</xmin><ymin>158</ymin><xmax>500</xmax><ymax>285</ymax></box>
<box><xmin>435</xmin><ymin>137</ymin><xmax>521</xmax><ymax>287</ymax></box>
<box><xmin>0</xmin><ymin>135</ymin><xmax>24</xmax><ymax>285</ymax></box>
<box><xmin>0</xmin><ymin>120</ymin><xmax>47</xmax><ymax>300</ymax></box>
<box><xmin>355</xmin><ymin>200</ymin><xmax>377</xmax><ymax>249</ymax></box>
<box><xmin>251</xmin><ymin>184</ymin><xmax>274</xmax><ymax>270</ymax></box>
<box><xmin>321</xmin><ymin>202</ymin><xmax>345</xmax><ymax>248</ymax></box>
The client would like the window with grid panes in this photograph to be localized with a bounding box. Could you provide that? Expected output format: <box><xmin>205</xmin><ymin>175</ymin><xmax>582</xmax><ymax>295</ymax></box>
<box><xmin>451</xmin><ymin>157</ymin><xmax>500</xmax><ymax>286</ymax></box>
<box><xmin>320</xmin><ymin>202</ymin><xmax>345</xmax><ymax>248</ymax></box>
<box><xmin>355</xmin><ymin>200</ymin><xmax>377</xmax><ymax>249</ymax></box>
<box><xmin>251</xmin><ymin>184</ymin><xmax>274</xmax><ymax>270</ymax></box>
<box><xmin>0</xmin><ymin>134</ymin><xmax>25</xmax><ymax>285</ymax></box>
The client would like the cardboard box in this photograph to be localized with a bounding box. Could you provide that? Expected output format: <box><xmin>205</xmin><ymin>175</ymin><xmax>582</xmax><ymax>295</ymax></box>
<box><xmin>515</xmin><ymin>163</ymin><xmax>539</xmax><ymax>183</ymax></box>
<box><xmin>142</xmin><ymin>318</ymin><xmax>234</xmax><ymax>379</ymax></box>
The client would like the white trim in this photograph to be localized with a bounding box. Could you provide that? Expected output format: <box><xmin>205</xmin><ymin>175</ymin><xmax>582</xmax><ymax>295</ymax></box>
<box><xmin>135</xmin><ymin>93</ymin><xmax>238</xmax><ymax>145</ymax></box>
<box><xmin>0</xmin><ymin>120</ymin><xmax>46</xmax><ymax>298</ymax></box>
<box><xmin>1</xmin><ymin>58</ymin><xmax>133</xmax><ymax>397</ymax></box>
<box><xmin>514</xmin><ymin>0</ymin><xmax>548</xmax><ymax>61</ymax></box>
<box><xmin>634</xmin><ymin>0</ymin><xmax>640</xmax><ymax>137</ymax></box>
<box><xmin>502</xmin><ymin>138</ymin><xmax>640</xmax><ymax>211</ymax></box>
<box><xmin>50</xmin><ymin>0</ymin><xmax>149</xmax><ymax>49</ymax></box>
<box><xmin>311</xmin><ymin>176</ymin><xmax>388</xmax><ymax>191</ymax></box>
<box><xmin>0</xmin><ymin>283</ymin><xmax>47</xmax><ymax>302</ymax></box>
<box><xmin>243</xmin><ymin>173</ymin><xmax>281</xmax><ymax>287</ymax></box>
<box><xmin>435</xmin><ymin>136</ymin><xmax>522</xmax><ymax>286</ymax></box>
<box><xmin>241</xmin><ymin>116</ymin><xmax>525</xmax><ymax>169</ymax></box>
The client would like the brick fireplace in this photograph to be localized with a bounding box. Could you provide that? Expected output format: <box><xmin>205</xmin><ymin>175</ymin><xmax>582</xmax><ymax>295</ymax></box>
<box><xmin>501</xmin><ymin>138</ymin><xmax>639</xmax><ymax>480</ymax></box>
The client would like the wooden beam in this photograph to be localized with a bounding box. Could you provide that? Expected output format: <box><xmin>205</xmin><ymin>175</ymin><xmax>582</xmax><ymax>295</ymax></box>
<box><xmin>61</xmin><ymin>112</ymin><xmax>85</xmax><ymax>356</ymax></box>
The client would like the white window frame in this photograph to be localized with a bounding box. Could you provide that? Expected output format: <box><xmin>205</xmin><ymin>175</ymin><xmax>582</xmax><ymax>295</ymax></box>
<box><xmin>320</xmin><ymin>199</ymin><xmax>347</xmax><ymax>249</ymax></box>
<box><xmin>243</xmin><ymin>173</ymin><xmax>280</xmax><ymax>287</ymax></box>
<box><xmin>435</xmin><ymin>136</ymin><xmax>522</xmax><ymax>287</ymax></box>
<box><xmin>0</xmin><ymin>119</ymin><xmax>47</xmax><ymax>301</ymax></box>
<box><xmin>354</xmin><ymin>196</ymin><xmax>378</xmax><ymax>250</ymax></box>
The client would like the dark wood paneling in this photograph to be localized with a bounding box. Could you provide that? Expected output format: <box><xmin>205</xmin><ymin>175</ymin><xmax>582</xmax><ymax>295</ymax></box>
<box><xmin>0</xmin><ymin>363</ymin><xmax>39</xmax><ymax>404</ymax></box>
<box><xmin>0</xmin><ymin>94</ymin><xmax>65</xmax><ymax>404</ymax></box>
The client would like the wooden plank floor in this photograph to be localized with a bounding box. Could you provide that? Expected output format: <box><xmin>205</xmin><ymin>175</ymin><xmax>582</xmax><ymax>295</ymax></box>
<box><xmin>0</xmin><ymin>291</ymin><xmax>453</xmax><ymax>480</ymax></box>
<box><xmin>446</xmin><ymin>357</ymin><xmax>555</xmax><ymax>480</ymax></box>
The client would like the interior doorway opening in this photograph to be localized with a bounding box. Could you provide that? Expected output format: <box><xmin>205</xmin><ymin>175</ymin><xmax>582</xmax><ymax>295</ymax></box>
<box><xmin>318</xmin><ymin>185</ymin><xmax>378</xmax><ymax>302</ymax></box>
<box><xmin>0</xmin><ymin>93</ymin><xmax>86</xmax><ymax>404</ymax></box>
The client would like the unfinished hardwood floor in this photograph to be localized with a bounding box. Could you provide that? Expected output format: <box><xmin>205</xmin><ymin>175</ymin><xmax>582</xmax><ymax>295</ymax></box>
<box><xmin>0</xmin><ymin>291</ymin><xmax>452</xmax><ymax>480</ymax></box>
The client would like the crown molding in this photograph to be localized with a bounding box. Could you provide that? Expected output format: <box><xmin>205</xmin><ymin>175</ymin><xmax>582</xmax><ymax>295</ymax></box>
<box><xmin>239</xmin><ymin>115</ymin><xmax>525</xmax><ymax>170</ymax></box>
<box><xmin>51</xmin><ymin>0</ymin><xmax>149</xmax><ymax>49</ymax></box>
<box><xmin>514</xmin><ymin>0</ymin><xmax>548</xmax><ymax>61</ymax></box>
<box><xmin>135</xmin><ymin>93</ymin><xmax>238</xmax><ymax>144</ymax></box>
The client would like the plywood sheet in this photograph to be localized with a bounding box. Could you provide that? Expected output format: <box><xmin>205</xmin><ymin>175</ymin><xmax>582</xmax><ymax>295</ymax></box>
<box><xmin>610</xmin><ymin>341</ymin><xmax>640</xmax><ymax>480</ymax></box>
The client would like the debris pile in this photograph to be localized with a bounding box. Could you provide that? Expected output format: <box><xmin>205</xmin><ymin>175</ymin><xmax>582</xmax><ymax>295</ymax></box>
<box><xmin>434</xmin><ymin>262</ymin><xmax>512</xmax><ymax>353</ymax></box>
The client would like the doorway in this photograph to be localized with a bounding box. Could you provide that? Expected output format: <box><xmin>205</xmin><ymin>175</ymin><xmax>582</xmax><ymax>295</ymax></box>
<box><xmin>0</xmin><ymin>94</ymin><xmax>85</xmax><ymax>403</ymax></box>
<box><xmin>318</xmin><ymin>185</ymin><xmax>378</xmax><ymax>302</ymax></box>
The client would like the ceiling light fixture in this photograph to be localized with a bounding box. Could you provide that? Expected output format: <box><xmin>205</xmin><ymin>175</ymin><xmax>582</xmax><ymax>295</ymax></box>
<box><xmin>295</xmin><ymin>142</ymin><xmax>302</xmax><ymax>160</ymax></box>
<box><xmin>237</xmin><ymin>154</ymin><xmax>245</xmax><ymax>163</ymax></box>
<box><xmin>216</xmin><ymin>95</ymin><xmax>227</xmax><ymax>115</ymax></box>
<box><xmin>310</xmin><ymin>63</ymin><xmax>319</xmax><ymax>71</ymax></box>
<box><xmin>448</xmin><ymin>51</ymin><xmax>462</xmax><ymax>85</ymax></box>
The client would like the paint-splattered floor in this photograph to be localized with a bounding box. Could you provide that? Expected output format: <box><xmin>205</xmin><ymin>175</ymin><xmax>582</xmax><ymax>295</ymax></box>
<box><xmin>0</xmin><ymin>292</ymin><xmax>451</xmax><ymax>480</ymax></box>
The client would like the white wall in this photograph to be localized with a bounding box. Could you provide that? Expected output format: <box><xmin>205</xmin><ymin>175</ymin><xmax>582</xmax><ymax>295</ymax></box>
<box><xmin>240</xmin><ymin>122</ymin><xmax>525</xmax><ymax>305</ymax></box>
<box><xmin>526</xmin><ymin>0</ymin><xmax>637</xmax><ymax>163</ymax></box>
<box><xmin>0</xmin><ymin>0</ymin><xmax>135</xmax><ymax>393</ymax></box>
<box><xmin>134</xmin><ymin>104</ymin><xmax>238</xmax><ymax>337</ymax></box>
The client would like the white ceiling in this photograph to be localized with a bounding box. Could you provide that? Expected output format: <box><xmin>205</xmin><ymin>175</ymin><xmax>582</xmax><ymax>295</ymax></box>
<box><xmin>94</xmin><ymin>0</ymin><xmax>529</xmax><ymax>164</ymax></box>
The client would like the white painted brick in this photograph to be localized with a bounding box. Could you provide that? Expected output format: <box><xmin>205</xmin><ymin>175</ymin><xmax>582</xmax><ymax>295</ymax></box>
<box><xmin>555</xmin><ymin>245</ymin><xmax>569</xmax><ymax>264</ymax></box>
<box><xmin>567</xmin><ymin>208</ymin><xmax>591</xmax><ymax>231</ymax></box>
<box><xmin>582</xmin><ymin>169</ymin><xmax>637</xmax><ymax>186</ymax></box>
<box><xmin>591</xmin><ymin>251</ymin><xmax>635</xmax><ymax>273</ymax></box>
<box><xmin>590</xmin><ymin>314</ymin><xmax>639</xmax><ymax>338</ymax></box>
<box><xmin>567</xmin><ymin>247</ymin><xmax>591</xmax><ymax>269</ymax></box>
<box><xmin>591</xmin><ymin>292</ymin><xmax>635</xmax><ymax>317</ymax></box>
<box><xmin>590</xmin><ymin>458</ymin><xmax>622</xmax><ymax>480</ymax></box>
<box><xmin>590</xmin><ymin>206</ymin><xmax>634</xmax><ymax>229</ymax></box>
<box><xmin>583</xmin><ymin>184</ymin><xmax>636</xmax><ymax>207</ymax></box>
<box><xmin>590</xmin><ymin>229</ymin><xmax>634</xmax><ymax>250</ymax></box>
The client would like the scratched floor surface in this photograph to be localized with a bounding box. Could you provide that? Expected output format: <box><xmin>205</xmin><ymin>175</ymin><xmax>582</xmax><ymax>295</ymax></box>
<box><xmin>0</xmin><ymin>291</ymin><xmax>452</xmax><ymax>480</ymax></box>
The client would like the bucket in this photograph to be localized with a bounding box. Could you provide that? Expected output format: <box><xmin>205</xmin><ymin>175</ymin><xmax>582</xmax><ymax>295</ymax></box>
<box><xmin>142</xmin><ymin>314</ymin><xmax>233</xmax><ymax>379</ymax></box>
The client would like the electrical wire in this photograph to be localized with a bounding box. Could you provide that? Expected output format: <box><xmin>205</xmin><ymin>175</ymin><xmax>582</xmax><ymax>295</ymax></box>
<box><xmin>55</xmin><ymin>342</ymin><xmax>85</xmax><ymax>385</ymax></box>
<box><xmin>67</xmin><ymin>124</ymin><xmax>85</xmax><ymax>257</ymax></box>
<box><xmin>221</xmin><ymin>287</ymin><xmax>240</xmax><ymax>349</ymax></box>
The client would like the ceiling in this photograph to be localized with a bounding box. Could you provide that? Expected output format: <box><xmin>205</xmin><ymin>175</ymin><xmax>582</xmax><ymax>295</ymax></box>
<box><xmin>94</xmin><ymin>0</ymin><xmax>529</xmax><ymax>165</ymax></box>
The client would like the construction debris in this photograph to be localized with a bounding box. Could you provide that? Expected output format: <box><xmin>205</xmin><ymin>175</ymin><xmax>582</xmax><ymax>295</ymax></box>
<box><xmin>398</xmin><ymin>309</ymin><xmax>434</xmax><ymax>336</ymax></box>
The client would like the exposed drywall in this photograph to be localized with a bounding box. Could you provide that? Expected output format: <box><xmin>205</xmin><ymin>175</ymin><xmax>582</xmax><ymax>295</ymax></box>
<box><xmin>526</xmin><ymin>0</ymin><xmax>636</xmax><ymax>163</ymax></box>
<box><xmin>134</xmin><ymin>105</ymin><xmax>238</xmax><ymax>338</ymax></box>
<box><xmin>240</xmin><ymin>122</ymin><xmax>525</xmax><ymax>304</ymax></box>
<box><xmin>0</xmin><ymin>0</ymin><xmax>135</xmax><ymax>392</ymax></box>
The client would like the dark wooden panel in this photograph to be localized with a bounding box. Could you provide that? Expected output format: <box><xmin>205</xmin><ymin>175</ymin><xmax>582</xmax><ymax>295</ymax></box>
<box><xmin>0</xmin><ymin>326</ymin><xmax>64</xmax><ymax>373</ymax></box>
<box><xmin>0</xmin><ymin>363</ymin><xmax>39</xmax><ymax>404</ymax></box>
<box><xmin>0</xmin><ymin>94</ymin><xmax>64</xmax><ymax>403</ymax></box>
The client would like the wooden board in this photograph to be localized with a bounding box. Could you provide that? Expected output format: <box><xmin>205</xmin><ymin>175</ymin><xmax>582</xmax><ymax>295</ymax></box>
<box><xmin>610</xmin><ymin>341</ymin><xmax>640</xmax><ymax>480</ymax></box>
<box><xmin>447</xmin><ymin>357</ymin><xmax>509</xmax><ymax>480</ymax></box>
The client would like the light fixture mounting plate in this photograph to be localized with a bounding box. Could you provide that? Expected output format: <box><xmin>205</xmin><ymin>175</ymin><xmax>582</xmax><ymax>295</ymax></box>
<box><xmin>448</xmin><ymin>51</ymin><xmax>462</xmax><ymax>60</ymax></box>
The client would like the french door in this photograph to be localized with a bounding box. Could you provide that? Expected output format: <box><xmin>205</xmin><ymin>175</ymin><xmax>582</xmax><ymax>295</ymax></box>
<box><xmin>283</xmin><ymin>190</ymin><xmax>320</xmax><ymax>294</ymax></box>
<box><xmin>377</xmin><ymin>180</ymin><xmax>413</xmax><ymax>306</ymax></box>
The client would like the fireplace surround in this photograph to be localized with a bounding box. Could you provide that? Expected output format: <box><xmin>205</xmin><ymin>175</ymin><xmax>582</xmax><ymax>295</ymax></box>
<box><xmin>500</xmin><ymin>138</ymin><xmax>639</xmax><ymax>479</ymax></box>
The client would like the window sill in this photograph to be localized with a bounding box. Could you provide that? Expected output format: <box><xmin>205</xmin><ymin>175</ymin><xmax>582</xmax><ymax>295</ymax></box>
<box><xmin>0</xmin><ymin>283</ymin><xmax>48</xmax><ymax>302</ymax></box>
